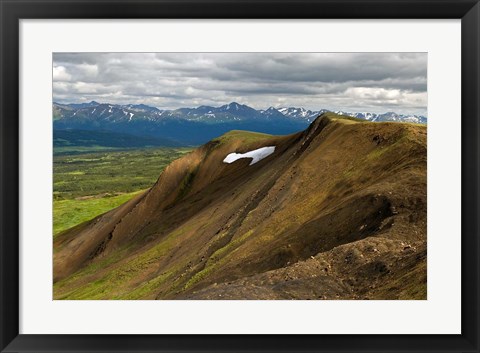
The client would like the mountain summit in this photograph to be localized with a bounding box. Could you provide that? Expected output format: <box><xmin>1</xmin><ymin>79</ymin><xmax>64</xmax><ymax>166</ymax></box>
<box><xmin>53</xmin><ymin>113</ymin><xmax>427</xmax><ymax>300</ymax></box>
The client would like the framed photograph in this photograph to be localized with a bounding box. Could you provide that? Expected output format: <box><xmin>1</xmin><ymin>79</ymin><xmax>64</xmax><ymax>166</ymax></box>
<box><xmin>1</xmin><ymin>0</ymin><xmax>479</xmax><ymax>352</ymax></box>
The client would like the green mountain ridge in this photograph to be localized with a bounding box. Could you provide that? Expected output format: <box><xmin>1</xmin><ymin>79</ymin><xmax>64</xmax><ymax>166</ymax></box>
<box><xmin>53</xmin><ymin>113</ymin><xmax>427</xmax><ymax>300</ymax></box>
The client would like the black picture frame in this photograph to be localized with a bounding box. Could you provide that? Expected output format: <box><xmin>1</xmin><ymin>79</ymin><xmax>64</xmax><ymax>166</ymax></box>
<box><xmin>1</xmin><ymin>0</ymin><xmax>479</xmax><ymax>352</ymax></box>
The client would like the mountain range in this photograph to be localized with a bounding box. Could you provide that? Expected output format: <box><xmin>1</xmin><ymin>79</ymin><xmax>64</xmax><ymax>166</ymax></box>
<box><xmin>53</xmin><ymin>101</ymin><xmax>427</xmax><ymax>146</ymax></box>
<box><xmin>53</xmin><ymin>113</ymin><xmax>427</xmax><ymax>300</ymax></box>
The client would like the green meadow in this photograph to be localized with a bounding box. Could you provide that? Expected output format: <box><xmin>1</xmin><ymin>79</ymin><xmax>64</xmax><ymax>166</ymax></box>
<box><xmin>53</xmin><ymin>147</ymin><xmax>193</xmax><ymax>236</ymax></box>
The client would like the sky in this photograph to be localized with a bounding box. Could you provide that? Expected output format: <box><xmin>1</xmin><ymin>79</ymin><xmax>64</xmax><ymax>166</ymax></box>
<box><xmin>53</xmin><ymin>53</ymin><xmax>427</xmax><ymax>115</ymax></box>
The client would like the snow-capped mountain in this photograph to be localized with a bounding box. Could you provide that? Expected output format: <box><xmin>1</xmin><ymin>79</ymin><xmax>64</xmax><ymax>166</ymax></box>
<box><xmin>375</xmin><ymin>112</ymin><xmax>427</xmax><ymax>124</ymax></box>
<box><xmin>278</xmin><ymin>107</ymin><xmax>427</xmax><ymax>125</ymax></box>
<box><xmin>53</xmin><ymin>101</ymin><xmax>427</xmax><ymax>145</ymax></box>
<box><xmin>343</xmin><ymin>111</ymin><xmax>427</xmax><ymax>124</ymax></box>
<box><xmin>53</xmin><ymin>102</ymin><xmax>306</xmax><ymax>145</ymax></box>
<box><xmin>53</xmin><ymin>102</ymin><xmax>164</xmax><ymax>123</ymax></box>
<box><xmin>261</xmin><ymin>107</ymin><xmax>292</xmax><ymax>121</ymax></box>
<box><xmin>278</xmin><ymin>107</ymin><xmax>331</xmax><ymax>122</ymax></box>
<box><xmin>349</xmin><ymin>112</ymin><xmax>377</xmax><ymax>121</ymax></box>
<box><xmin>54</xmin><ymin>101</ymin><xmax>427</xmax><ymax>125</ymax></box>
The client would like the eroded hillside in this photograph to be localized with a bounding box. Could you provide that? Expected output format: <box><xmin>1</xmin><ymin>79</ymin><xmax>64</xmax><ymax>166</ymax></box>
<box><xmin>53</xmin><ymin>113</ymin><xmax>427</xmax><ymax>300</ymax></box>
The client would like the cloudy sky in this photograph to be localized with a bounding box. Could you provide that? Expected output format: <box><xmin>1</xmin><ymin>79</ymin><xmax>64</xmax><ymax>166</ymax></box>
<box><xmin>53</xmin><ymin>53</ymin><xmax>427</xmax><ymax>115</ymax></box>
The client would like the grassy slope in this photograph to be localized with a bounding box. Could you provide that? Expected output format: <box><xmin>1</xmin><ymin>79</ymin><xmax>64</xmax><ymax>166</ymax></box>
<box><xmin>54</xmin><ymin>115</ymin><xmax>427</xmax><ymax>300</ymax></box>
<box><xmin>53</xmin><ymin>147</ymin><xmax>193</xmax><ymax>236</ymax></box>
<box><xmin>213</xmin><ymin>130</ymin><xmax>272</xmax><ymax>144</ymax></box>
<box><xmin>53</xmin><ymin>191</ymin><xmax>144</xmax><ymax>236</ymax></box>
<box><xmin>53</xmin><ymin>130</ymin><xmax>276</xmax><ymax>299</ymax></box>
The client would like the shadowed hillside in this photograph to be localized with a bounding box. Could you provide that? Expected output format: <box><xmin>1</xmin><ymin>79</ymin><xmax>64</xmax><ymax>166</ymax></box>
<box><xmin>53</xmin><ymin>113</ymin><xmax>427</xmax><ymax>300</ymax></box>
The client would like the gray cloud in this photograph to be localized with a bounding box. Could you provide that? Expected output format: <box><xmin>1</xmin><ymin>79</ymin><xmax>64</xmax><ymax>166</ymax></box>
<box><xmin>53</xmin><ymin>52</ymin><xmax>427</xmax><ymax>115</ymax></box>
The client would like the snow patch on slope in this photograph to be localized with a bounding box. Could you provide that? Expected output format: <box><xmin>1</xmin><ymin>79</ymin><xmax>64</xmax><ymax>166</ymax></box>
<box><xmin>223</xmin><ymin>146</ymin><xmax>276</xmax><ymax>166</ymax></box>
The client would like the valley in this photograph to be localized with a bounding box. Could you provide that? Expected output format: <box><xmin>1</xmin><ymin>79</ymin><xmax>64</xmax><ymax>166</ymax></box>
<box><xmin>53</xmin><ymin>147</ymin><xmax>193</xmax><ymax>236</ymax></box>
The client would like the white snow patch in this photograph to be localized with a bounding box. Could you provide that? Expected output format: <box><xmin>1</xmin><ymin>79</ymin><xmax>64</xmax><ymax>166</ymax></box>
<box><xmin>129</xmin><ymin>112</ymin><xmax>134</xmax><ymax>121</ymax></box>
<box><xmin>223</xmin><ymin>146</ymin><xmax>275</xmax><ymax>166</ymax></box>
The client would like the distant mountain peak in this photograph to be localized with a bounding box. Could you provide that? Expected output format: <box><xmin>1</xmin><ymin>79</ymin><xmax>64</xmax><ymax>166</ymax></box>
<box><xmin>223</xmin><ymin>102</ymin><xmax>243</xmax><ymax>111</ymax></box>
